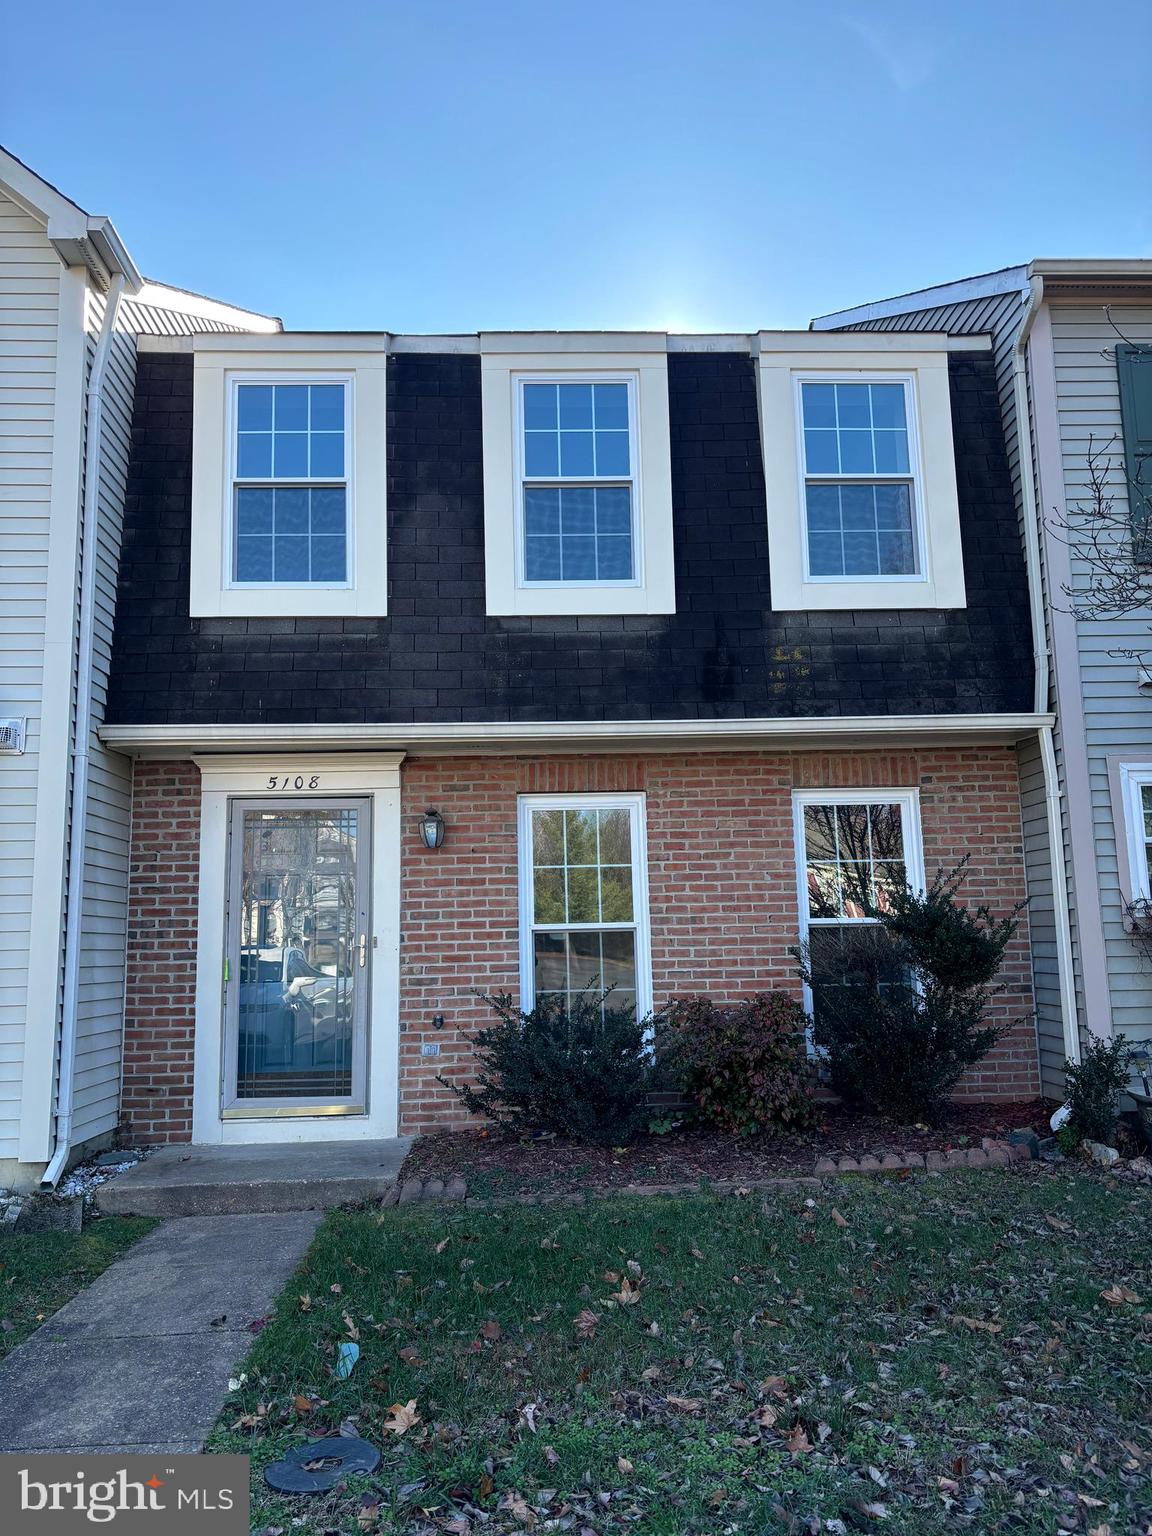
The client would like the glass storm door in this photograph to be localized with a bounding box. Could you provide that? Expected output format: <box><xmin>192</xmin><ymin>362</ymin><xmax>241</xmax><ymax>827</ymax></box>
<box><xmin>223</xmin><ymin>800</ymin><xmax>370</xmax><ymax>1116</ymax></box>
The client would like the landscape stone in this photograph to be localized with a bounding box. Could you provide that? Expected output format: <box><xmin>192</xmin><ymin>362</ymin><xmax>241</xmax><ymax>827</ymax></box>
<box><xmin>14</xmin><ymin>1194</ymin><xmax>83</xmax><ymax>1234</ymax></box>
<box><xmin>1082</xmin><ymin>1140</ymin><xmax>1120</xmax><ymax>1168</ymax></box>
<box><xmin>443</xmin><ymin>1177</ymin><xmax>467</xmax><ymax>1201</ymax></box>
<box><xmin>1007</xmin><ymin>1128</ymin><xmax>1041</xmax><ymax>1158</ymax></box>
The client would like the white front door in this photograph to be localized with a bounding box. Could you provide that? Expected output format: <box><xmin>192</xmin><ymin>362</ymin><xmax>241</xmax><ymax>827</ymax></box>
<box><xmin>224</xmin><ymin>798</ymin><xmax>371</xmax><ymax>1117</ymax></box>
<box><xmin>191</xmin><ymin>753</ymin><xmax>403</xmax><ymax>1145</ymax></box>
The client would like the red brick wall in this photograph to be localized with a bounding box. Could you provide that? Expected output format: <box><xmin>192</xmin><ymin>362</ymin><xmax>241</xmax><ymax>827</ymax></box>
<box><xmin>120</xmin><ymin>760</ymin><xmax>201</xmax><ymax>1141</ymax></box>
<box><xmin>121</xmin><ymin>746</ymin><xmax>1038</xmax><ymax>1144</ymax></box>
<box><xmin>400</xmin><ymin>746</ymin><xmax>1038</xmax><ymax>1134</ymax></box>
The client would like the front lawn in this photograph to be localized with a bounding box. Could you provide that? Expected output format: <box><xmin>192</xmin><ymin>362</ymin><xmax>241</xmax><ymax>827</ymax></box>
<box><xmin>0</xmin><ymin>1214</ymin><xmax>156</xmax><ymax>1357</ymax></box>
<box><xmin>212</xmin><ymin>1171</ymin><xmax>1150</xmax><ymax>1535</ymax></box>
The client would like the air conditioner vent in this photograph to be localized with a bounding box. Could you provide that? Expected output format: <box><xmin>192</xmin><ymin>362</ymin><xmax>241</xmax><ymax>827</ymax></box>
<box><xmin>0</xmin><ymin>719</ymin><xmax>26</xmax><ymax>754</ymax></box>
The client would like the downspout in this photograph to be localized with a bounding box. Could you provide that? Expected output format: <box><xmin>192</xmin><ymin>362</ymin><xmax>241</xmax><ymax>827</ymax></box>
<box><xmin>1013</xmin><ymin>273</ymin><xmax>1081</xmax><ymax>1065</ymax></box>
<box><xmin>41</xmin><ymin>272</ymin><xmax>127</xmax><ymax>1188</ymax></box>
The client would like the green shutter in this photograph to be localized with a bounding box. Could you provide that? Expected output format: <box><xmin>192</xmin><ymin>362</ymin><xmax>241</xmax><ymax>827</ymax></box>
<box><xmin>1117</xmin><ymin>344</ymin><xmax>1152</xmax><ymax>558</ymax></box>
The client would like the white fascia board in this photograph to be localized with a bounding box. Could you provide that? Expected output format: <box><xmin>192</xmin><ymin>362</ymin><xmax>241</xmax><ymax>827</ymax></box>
<box><xmin>1029</xmin><ymin>258</ymin><xmax>1152</xmax><ymax>280</ymax></box>
<box><xmin>810</xmin><ymin>266</ymin><xmax>1030</xmax><ymax>329</ymax></box>
<box><xmin>480</xmin><ymin>331</ymin><xmax>668</xmax><ymax>354</ymax></box>
<box><xmin>0</xmin><ymin>148</ymin><xmax>142</xmax><ymax>292</ymax></box>
<box><xmin>100</xmin><ymin>713</ymin><xmax>1055</xmax><ymax>757</ymax></box>
<box><xmin>757</xmin><ymin>329</ymin><xmax>959</xmax><ymax>355</ymax></box>
<box><xmin>192</xmin><ymin>331</ymin><xmax>389</xmax><ymax>353</ymax></box>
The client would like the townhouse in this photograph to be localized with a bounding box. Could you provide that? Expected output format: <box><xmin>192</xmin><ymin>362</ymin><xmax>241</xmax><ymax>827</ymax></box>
<box><xmin>96</xmin><ymin>324</ymin><xmax>1044</xmax><ymax>1151</ymax></box>
<box><xmin>0</xmin><ymin>148</ymin><xmax>277</xmax><ymax>1191</ymax></box>
<box><xmin>816</xmin><ymin>261</ymin><xmax>1152</xmax><ymax>1096</ymax></box>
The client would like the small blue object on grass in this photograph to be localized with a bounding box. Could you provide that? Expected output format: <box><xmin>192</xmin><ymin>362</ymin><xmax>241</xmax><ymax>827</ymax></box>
<box><xmin>335</xmin><ymin>1341</ymin><xmax>360</xmax><ymax>1379</ymax></box>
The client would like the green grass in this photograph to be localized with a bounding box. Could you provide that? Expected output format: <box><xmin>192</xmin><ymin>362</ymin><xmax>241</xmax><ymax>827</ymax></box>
<box><xmin>210</xmin><ymin>1172</ymin><xmax>1151</xmax><ymax>1535</ymax></box>
<box><xmin>0</xmin><ymin>1215</ymin><xmax>156</xmax><ymax>1357</ymax></box>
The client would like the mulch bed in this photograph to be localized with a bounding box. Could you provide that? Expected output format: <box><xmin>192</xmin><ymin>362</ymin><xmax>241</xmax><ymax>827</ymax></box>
<box><xmin>400</xmin><ymin>1098</ymin><xmax>1055</xmax><ymax>1198</ymax></box>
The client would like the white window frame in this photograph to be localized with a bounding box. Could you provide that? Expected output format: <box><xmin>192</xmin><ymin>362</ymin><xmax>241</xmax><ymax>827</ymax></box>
<box><xmin>792</xmin><ymin>787</ymin><xmax>925</xmax><ymax>1022</ymax></box>
<box><xmin>516</xmin><ymin>792</ymin><xmax>654</xmax><ymax>1022</ymax></box>
<box><xmin>793</xmin><ymin>373</ymin><xmax>928</xmax><ymax>585</ymax></box>
<box><xmin>190</xmin><ymin>336</ymin><xmax>388</xmax><ymax>618</ymax></box>
<box><xmin>514</xmin><ymin>371</ymin><xmax>642</xmax><ymax>591</ymax></box>
<box><xmin>755</xmin><ymin>334</ymin><xmax>966</xmax><ymax>611</ymax></box>
<box><xmin>481</xmin><ymin>337</ymin><xmax>676</xmax><ymax>617</ymax></box>
<box><xmin>1118</xmin><ymin>763</ymin><xmax>1152</xmax><ymax>900</ymax></box>
<box><xmin>226</xmin><ymin>373</ymin><xmax>354</xmax><ymax>591</ymax></box>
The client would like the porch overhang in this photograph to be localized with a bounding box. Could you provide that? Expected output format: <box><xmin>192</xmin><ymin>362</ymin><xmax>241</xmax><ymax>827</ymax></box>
<box><xmin>100</xmin><ymin>712</ymin><xmax>1055</xmax><ymax>758</ymax></box>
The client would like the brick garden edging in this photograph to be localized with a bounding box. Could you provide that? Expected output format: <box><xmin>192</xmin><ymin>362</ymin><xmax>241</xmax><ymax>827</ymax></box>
<box><xmin>383</xmin><ymin>1137</ymin><xmax>1033</xmax><ymax>1208</ymax></box>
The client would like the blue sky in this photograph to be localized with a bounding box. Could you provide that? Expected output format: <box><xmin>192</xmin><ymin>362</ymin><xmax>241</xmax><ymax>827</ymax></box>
<box><xmin>4</xmin><ymin>0</ymin><xmax>1149</xmax><ymax>332</ymax></box>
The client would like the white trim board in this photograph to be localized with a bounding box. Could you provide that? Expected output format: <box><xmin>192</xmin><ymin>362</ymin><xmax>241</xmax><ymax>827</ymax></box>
<box><xmin>102</xmin><ymin>713</ymin><xmax>1055</xmax><ymax>757</ymax></box>
<box><xmin>190</xmin><ymin>753</ymin><xmax>403</xmax><ymax>1144</ymax></box>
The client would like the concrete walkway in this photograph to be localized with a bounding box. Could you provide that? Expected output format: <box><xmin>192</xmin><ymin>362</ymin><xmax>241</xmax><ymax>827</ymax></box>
<box><xmin>99</xmin><ymin>1138</ymin><xmax>412</xmax><ymax>1217</ymax></box>
<box><xmin>0</xmin><ymin>1211</ymin><xmax>321</xmax><ymax>1454</ymax></box>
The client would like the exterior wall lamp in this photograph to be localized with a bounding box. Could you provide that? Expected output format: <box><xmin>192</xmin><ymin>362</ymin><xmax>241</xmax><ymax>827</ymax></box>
<box><xmin>419</xmin><ymin>808</ymin><xmax>446</xmax><ymax>850</ymax></box>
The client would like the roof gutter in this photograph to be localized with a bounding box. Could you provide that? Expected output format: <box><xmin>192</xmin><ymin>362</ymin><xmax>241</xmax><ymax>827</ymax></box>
<box><xmin>1012</xmin><ymin>273</ymin><xmax>1081</xmax><ymax>1065</ymax></box>
<box><xmin>41</xmin><ymin>272</ymin><xmax>128</xmax><ymax>1189</ymax></box>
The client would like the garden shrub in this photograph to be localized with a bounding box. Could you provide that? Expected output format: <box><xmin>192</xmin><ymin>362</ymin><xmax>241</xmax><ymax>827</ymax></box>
<box><xmin>1063</xmin><ymin>1035</ymin><xmax>1131</xmax><ymax>1145</ymax></box>
<box><xmin>439</xmin><ymin>988</ymin><xmax>659</xmax><ymax>1146</ymax></box>
<box><xmin>662</xmin><ymin>992</ymin><xmax>815</xmax><ymax>1135</ymax></box>
<box><xmin>794</xmin><ymin>861</ymin><xmax>1023</xmax><ymax>1123</ymax></box>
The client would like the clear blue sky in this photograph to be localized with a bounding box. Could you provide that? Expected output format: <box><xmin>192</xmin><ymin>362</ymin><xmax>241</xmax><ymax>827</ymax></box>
<box><xmin>4</xmin><ymin>0</ymin><xmax>1150</xmax><ymax>332</ymax></box>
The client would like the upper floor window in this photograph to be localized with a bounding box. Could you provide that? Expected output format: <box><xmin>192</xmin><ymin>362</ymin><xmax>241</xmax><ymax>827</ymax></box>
<box><xmin>798</xmin><ymin>379</ymin><xmax>920</xmax><ymax>580</ymax></box>
<box><xmin>480</xmin><ymin>337</ymin><xmax>675</xmax><ymax>617</ymax></box>
<box><xmin>232</xmin><ymin>380</ymin><xmax>350</xmax><ymax>585</ymax></box>
<box><xmin>190</xmin><ymin>337</ymin><xmax>387</xmax><ymax>619</ymax></box>
<box><xmin>755</xmin><ymin>334</ymin><xmax>966</xmax><ymax>611</ymax></box>
<box><xmin>520</xmin><ymin>378</ymin><xmax>636</xmax><ymax>584</ymax></box>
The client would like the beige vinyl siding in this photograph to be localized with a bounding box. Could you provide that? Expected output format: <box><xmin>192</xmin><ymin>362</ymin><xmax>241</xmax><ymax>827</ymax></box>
<box><xmin>0</xmin><ymin>188</ymin><xmax>61</xmax><ymax>1158</ymax></box>
<box><xmin>1050</xmin><ymin>303</ymin><xmax>1152</xmax><ymax>1055</ymax></box>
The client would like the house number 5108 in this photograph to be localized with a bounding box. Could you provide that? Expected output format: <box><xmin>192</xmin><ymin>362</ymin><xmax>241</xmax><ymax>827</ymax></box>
<box><xmin>267</xmin><ymin>774</ymin><xmax>320</xmax><ymax>790</ymax></box>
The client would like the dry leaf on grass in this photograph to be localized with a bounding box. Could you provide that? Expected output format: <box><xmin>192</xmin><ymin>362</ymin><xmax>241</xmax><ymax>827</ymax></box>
<box><xmin>617</xmin><ymin>1456</ymin><xmax>634</xmax><ymax>1474</ymax></box>
<box><xmin>665</xmin><ymin>1394</ymin><xmax>703</xmax><ymax>1413</ymax></box>
<box><xmin>1099</xmin><ymin>1284</ymin><xmax>1143</xmax><ymax>1305</ymax></box>
<box><xmin>573</xmin><ymin>1308</ymin><xmax>599</xmax><ymax>1339</ymax></box>
<box><xmin>952</xmin><ymin>1315</ymin><xmax>1002</xmax><ymax>1333</ymax></box>
<box><xmin>831</xmin><ymin>1208</ymin><xmax>849</xmax><ymax>1228</ymax></box>
<box><xmin>382</xmin><ymin>1399</ymin><xmax>420</xmax><ymax>1435</ymax></box>
<box><xmin>480</xmin><ymin>1318</ymin><xmax>503</xmax><ymax>1341</ymax></box>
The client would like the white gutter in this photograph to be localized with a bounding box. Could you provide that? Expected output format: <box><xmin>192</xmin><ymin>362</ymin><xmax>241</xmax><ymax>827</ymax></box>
<box><xmin>41</xmin><ymin>273</ymin><xmax>128</xmax><ymax>1189</ymax></box>
<box><xmin>98</xmin><ymin>711</ymin><xmax>1055</xmax><ymax>757</ymax></box>
<box><xmin>1012</xmin><ymin>273</ymin><xmax>1081</xmax><ymax>1064</ymax></box>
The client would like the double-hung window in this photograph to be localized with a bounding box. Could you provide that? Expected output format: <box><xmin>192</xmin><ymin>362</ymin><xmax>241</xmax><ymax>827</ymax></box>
<box><xmin>1118</xmin><ymin>764</ymin><xmax>1152</xmax><ymax>906</ymax></box>
<box><xmin>519</xmin><ymin>377</ymin><xmax>638</xmax><ymax>585</ymax></box>
<box><xmin>798</xmin><ymin>378</ymin><xmax>921</xmax><ymax>579</ymax></box>
<box><xmin>794</xmin><ymin>789</ymin><xmax>924</xmax><ymax>1027</ymax></box>
<box><xmin>231</xmin><ymin>378</ymin><xmax>351</xmax><ymax>586</ymax></box>
<box><xmin>518</xmin><ymin>794</ymin><xmax>652</xmax><ymax>1020</ymax></box>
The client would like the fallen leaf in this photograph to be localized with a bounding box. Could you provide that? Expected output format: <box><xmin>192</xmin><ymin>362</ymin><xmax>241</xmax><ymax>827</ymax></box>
<box><xmin>355</xmin><ymin>1498</ymin><xmax>380</xmax><ymax>1532</ymax></box>
<box><xmin>573</xmin><ymin>1308</ymin><xmax>599</xmax><ymax>1339</ymax></box>
<box><xmin>860</xmin><ymin>1501</ymin><xmax>889</xmax><ymax>1520</ymax></box>
<box><xmin>1045</xmin><ymin>1214</ymin><xmax>1074</xmax><ymax>1232</ymax></box>
<box><xmin>605</xmin><ymin>1277</ymin><xmax>641</xmax><ymax>1306</ymax></box>
<box><xmin>382</xmin><ymin>1399</ymin><xmax>420</xmax><ymax>1435</ymax></box>
<box><xmin>329</xmin><ymin>1283</ymin><xmax>343</xmax><ymax>1295</ymax></box>
<box><xmin>500</xmin><ymin>1491</ymin><xmax>535</xmax><ymax>1525</ymax></box>
<box><xmin>690</xmin><ymin>1248</ymin><xmax>705</xmax><ymax>1260</ymax></box>
<box><xmin>753</xmin><ymin>1405</ymin><xmax>778</xmax><ymax>1428</ymax></box>
<box><xmin>617</xmin><ymin>1456</ymin><xmax>634</xmax><ymax>1474</ymax></box>
<box><xmin>292</xmin><ymin>1394</ymin><xmax>313</xmax><ymax>1415</ymax></box>
<box><xmin>786</xmin><ymin>1423</ymin><xmax>812</xmax><ymax>1454</ymax></box>
<box><xmin>435</xmin><ymin>1237</ymin><xmax>451</xmax><ymax>1254</ymax></box>
<box><xmin>397</xmin><ymin>1345</ymin><xmax>423</xmax><ymax>1366</ymax></box>
<box><xmin>543</xmin><ymin>1445</ymin><xmax>559</xmax><ymax>1467</ymax></box>
<box><xmin>1100</xmin><ymin>1284</ymin><xmax>1143</xmax><ymax>1305</ymax></box>
<box><xmin>342</xmin><ymin>1312</ymin><xmax>360</xmax><ymax>1342</ymax></box>
<box><xmin>519</xmin><ymin>1402</ymin><xmax>538</xmax><ymax>1433</ymax></box>
<box><xmin>481</xmin><ymin>1319</ymin><xmax>503</xmax><ymax>1341</ymax></box>
<box><xmin>626</xmin><ymin>1260</ymin><xmax>643</xmax><ymax>1278</ymax></box>
<box><xmin>831</xmin><ymin>1208</ymin><xmax>849</xmax><ymax>1228</ymax></box>
<box><xmin>297</xmin><ymin>1294</ymin><xmax>312</xmax><ymax>1312</ymax></box>
<box><xmin>666</xmin><ymin>1394</ymin><xmax>703</xmax><ymax>1413</ymax></box>
<box><xmin>952</xmin><ymin>1315</ymin><xmax>1002</xmax><ymax>1334</ymax></box>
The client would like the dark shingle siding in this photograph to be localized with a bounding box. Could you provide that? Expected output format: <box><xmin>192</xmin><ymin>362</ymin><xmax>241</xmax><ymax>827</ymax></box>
<box><xmin>106</xmin><ymin>349</ymin><xmax>1033</xmax><ymax>725</ymax></box>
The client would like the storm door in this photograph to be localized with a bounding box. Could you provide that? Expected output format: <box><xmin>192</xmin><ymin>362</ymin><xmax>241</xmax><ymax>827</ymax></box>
<box><xmin>223</xmin><ymin>799</ymin><xmax>370</xmax><ymax>1116</ymax></box>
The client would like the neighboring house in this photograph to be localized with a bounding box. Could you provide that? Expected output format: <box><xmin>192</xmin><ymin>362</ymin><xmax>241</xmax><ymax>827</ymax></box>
<box><xmin>815</xmin><ymin>260</ymin><xmax>1152</xmax><ymax>1096</ymax></box>
<box><xmin>0</xmin><ymin>148</ymin><xmax>279</xmax><ymax>1190</ymax></box>
<box><xmin>95</xmin><ymin>322</ymin><xmax>1047</xmax><ymax>1152</ymax></box>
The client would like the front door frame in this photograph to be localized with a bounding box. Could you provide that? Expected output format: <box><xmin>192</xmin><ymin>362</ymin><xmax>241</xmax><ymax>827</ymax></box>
<box><xmin>191</xmin><ymin>753</ymin><xmax>403</xmax><ymax>1144</ymax></box>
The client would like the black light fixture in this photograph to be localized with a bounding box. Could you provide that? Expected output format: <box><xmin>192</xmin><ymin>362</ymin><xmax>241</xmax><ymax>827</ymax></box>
<box><xmin>419</xmin><ymin>808</ymin><xmax>445</xmax><ymax>850</ymax></box>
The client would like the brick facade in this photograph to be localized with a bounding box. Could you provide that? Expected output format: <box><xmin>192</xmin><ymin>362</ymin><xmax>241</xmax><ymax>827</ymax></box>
<box><xmin>118</xmin><ymin>745</ymin><xmax>1038</xmax><ymax>1144</ymax></box>
<box><xmin>121</xmin><ymin>760</ymin><xmax>201</xmax><ymax>1141</ymax></box>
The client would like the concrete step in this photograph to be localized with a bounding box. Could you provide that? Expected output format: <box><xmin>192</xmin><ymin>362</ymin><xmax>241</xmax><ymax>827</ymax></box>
<box><xmin>97</xmin><ymin>1138</ymin><xmax>412</xmax><ymax>1217</ymax></box>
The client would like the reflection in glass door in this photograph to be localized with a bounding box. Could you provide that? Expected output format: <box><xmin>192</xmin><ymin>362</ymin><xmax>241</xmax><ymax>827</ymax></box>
<box><xmin>224</xmin><ymin>800</ymin><xmax>369</xmax><ymax>1114</ymax></box>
